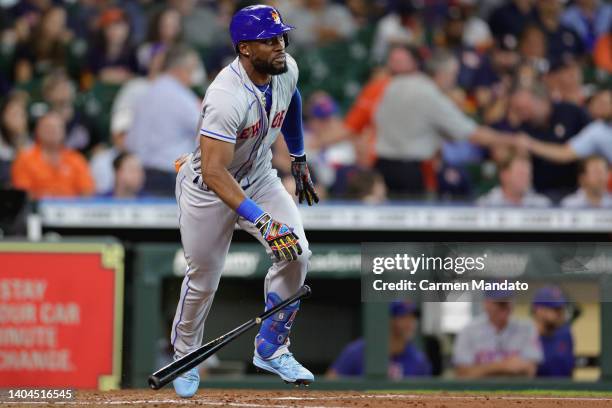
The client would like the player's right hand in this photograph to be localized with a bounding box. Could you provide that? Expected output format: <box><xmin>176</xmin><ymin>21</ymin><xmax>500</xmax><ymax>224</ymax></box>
<box><xmin>255</xmin><ymin>213</ymin><xmax>302</xmax><ymax>262</ymax></box>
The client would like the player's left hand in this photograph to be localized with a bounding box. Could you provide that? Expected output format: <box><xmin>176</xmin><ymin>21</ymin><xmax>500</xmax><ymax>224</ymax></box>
<box><xmin>291</xmin><ymin>155</ymin><xmax>319</xmax><ymax>206</ymax></box>
<box><xmin>255</xmin><ymin>213</ymin><xmax>302</xmax><ymax>262</ymax></box>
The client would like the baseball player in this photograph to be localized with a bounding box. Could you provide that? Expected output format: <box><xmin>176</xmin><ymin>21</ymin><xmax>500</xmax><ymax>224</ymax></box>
<box><xmin>170</xmin><ymin>5</ymin><xmax>319</xmax><ymax>398</ymax></box>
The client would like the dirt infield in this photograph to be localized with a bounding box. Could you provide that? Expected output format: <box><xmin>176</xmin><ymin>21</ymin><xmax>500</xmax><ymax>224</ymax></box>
<box><xmin>2</xmin><ymin>389</ymin><xmax>612</xmax><ymax>408</ymax></box>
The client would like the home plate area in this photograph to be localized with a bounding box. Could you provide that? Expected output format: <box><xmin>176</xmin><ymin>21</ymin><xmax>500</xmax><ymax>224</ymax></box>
<box><xmin>3</xmin><ymin>389</ymin><xmax>612</xmax><ymax>408</ymax></box>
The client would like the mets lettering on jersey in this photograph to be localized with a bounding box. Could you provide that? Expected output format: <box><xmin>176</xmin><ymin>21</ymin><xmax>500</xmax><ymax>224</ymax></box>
<box><xmin>193</xmin><ymin>54</ymin><xmax>299</xmax><ymax>183</ymax></box>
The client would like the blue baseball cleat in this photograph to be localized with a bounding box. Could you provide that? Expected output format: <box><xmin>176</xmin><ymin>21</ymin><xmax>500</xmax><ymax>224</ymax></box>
<box><xmin>253</xmin><ymin>352</ymin><xmax>314</xmax><ymax>385</ymax></box>
<box><xmin>172</xmin><ymin>366</ymin><xmax>199</xmax><ymax>398</ymax></box>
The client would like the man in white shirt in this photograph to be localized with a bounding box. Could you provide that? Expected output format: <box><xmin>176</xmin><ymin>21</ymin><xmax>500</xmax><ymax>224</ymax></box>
<box><xmin>561</xmin><ymin>155</ymin><xmax>612</xmax><ymax>208</ymax></box>
<box><xmin>477</xmin><ymin>153</ymin><xmax>551</xmax><ymax>207</ymax></box>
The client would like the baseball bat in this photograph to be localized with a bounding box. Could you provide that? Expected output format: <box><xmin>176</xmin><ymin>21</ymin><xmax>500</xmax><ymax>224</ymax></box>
<box><xmin>148</xmin><ymin>284</ymin><xmax>312</xmax><ymax>390</ymax></box>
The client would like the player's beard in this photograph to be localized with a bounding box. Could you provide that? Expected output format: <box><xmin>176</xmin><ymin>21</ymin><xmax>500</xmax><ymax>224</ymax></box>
<box><xmin>252</xmin><ymin>56</ymin><xmax>288</xmax><ymax>76</ymax></box>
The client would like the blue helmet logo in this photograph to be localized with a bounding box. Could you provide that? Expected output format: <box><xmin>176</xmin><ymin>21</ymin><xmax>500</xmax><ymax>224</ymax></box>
<box><xmin>229</xmin><ymin>5</ymin><xmax>295</xmax><ymax>47</ymax></box>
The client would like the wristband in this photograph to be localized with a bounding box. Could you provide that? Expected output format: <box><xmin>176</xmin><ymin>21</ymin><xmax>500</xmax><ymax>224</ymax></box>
<box><xmin>236</xmin><ymin>197</ymin><xmax>265</xmax><ymax>224</ymax></box>
<box><xmin>291</xmin><ymin>154</ymin><xmax>307</xmax><ymax>162</ymax></box>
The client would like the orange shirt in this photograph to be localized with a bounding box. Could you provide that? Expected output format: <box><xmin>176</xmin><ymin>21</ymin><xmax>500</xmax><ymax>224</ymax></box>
<box><xmin>11</xmin><ymin>145</ymin><xmax>95</xmax><ymax>198</ymax></box>
<box><xmin>344</xmin><ymin>75</ymin><xmax>391</xmax><ymax>135</ymax></box>
<box><xmin>343</xmin><ymin>74</ymin><xmax>437</xmax><ymax>192</ymax></box>
<box><xmin>593</xmin><ymin>34</ymin><xmax>611</xmax><ymax>73</ymax></box>
<box><xmin>344</xmin><ymin>75</ymin><xmax>391</xmax><ymax>166</ymax></box>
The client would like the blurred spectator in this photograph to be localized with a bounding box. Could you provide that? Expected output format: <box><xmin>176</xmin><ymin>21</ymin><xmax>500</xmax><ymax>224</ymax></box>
<box><xmin>438</xmin><ymin>5</ymin><xmax>492</xmax><ymax>93</ymax></box>
<box><xmin>308</xmin><ymin>45</ymin><xmax>418</xmax><ymax>175</ymax></box>
<box><xmin>560</xmin><ymin>0</ymin><xmax>612</xmax><ymax>52</ymax></box>
<box><xmin>0</xmin><ymin>91</ymin><xmax>31</xmax><ymax>187</ymax></box>
<box><xmin>87</xmin><ymin>7</ymin><xmax>138</xmax><ymax>84</ymax></box>
<box><xmin>374</xmin><ymin>50</ymin><xmax>519</xmax><ymax>197</ymax></box>
<box><xmin>461</xmin><ymin>4</ymin><xmax>493</xmax><ymax>51</ymax></box>
<box><xmin>6</xmin><ymin>0</ymin><xmax>52</xmax><ymax>46</ymax></box>
<box><xmin>282</xmin><ymin>0</ymin><xmax>356</xmax><ymax>49</ymax></box>
<box><xmin>344</xmin><ymin>0</ymin><xmax>371</xmax><ymax>28</ymax></box>
<box><xmin>90</xmin><ymin>76</ymin><xmax>151</xmax><ymax>194</ymax></box>
<box><xmin>343</xmin><ymin>167</ymin><xmax>387</xmax><ymax>204</ymax></box>
<box><xmin>561</xmin><ymin>155</ymin><xmax>611</xmax><ymax>208</ymax></box>
<box><xmin>453</xmin><ymin>290</ymin><xmax>543</xmax><ymax>378</ymax></box>
<box><xmin>40</xmin><ymin>70</ymin><xmax>95</xmax><ymax>152</ymax></box>
<box><xmin>137</xmin><ymin>7</ymin><xmax>182</xmax><ymax>75</ymax></box>
<box><xmin>544</xmin><ymin>55</ymin><xmax>584</xmax><ymax>105</ymax></box>
<box><xmin>371</xmin><ymin>0</ymin><xmax>423</xmax><ymax>63</ymax></box>
<box><xmin>472</xmin><ymin>35</ymin><xmax>520</xmax><ymax>110</ymax></box>
<box><xmin>517</xmin><ymin>24</ymin><xmax>549</xmax><ymax>74</ymax></box>
<box><xmin>535</xmin><ymin>0</ymin><xmax>585</xmax><ymax>61</ymax></box>
<box><xmin>13</xmin><ymin>6</ymin><xmax>73</xmax><ymax>84</ymax></box>
<box><xmin>99</xmin><ymin>151</ymin><xmax>145</xmax><ymax>198</ymax></box>
<box><xmin>488</xmin><ymin>0</ymin><xmax>536</xmax><ymax>44</ymax></box>
<box><xmin>168</xmin><ymin>0</ymin><xmax>227</xmax><ymax>50</ymax></box>
<box><xmin>587</xmin><ymin>89</ymin><xmax>612</xmax><ymax>121</ymax></box>
<box><xmin>327</xmin><ymin>301</ymin><xmax>431</xmax><ymax>379</ymax></box>
<box><xmin>125</xmin><ymin>44</ymin><xmax>201</xmax><ymax>197</ymax></box>
<box><xmin>303</xmin><ymin>91</ymin><xmax>356</xmax><ymax>190</ymax></box>
<box><xmin>526</xmin><ymin>119</ymin><xmax>612</xmax><ymax>165</ymax></box>
<box><xmin>477</xmin><ymin>153</ymin><xmax>551</xmax><ymax>207</ymax></box>
<box><xmin>11</xmin><ymin>112</ymin><xmax>94</xmax><ymax>198</ymax></box>
<box><xmin>532</xmin><ymin>286</ymin><xmax>575</xmax><ymax>377</ymax></box>
<box><xmin>592</xmin><ymin>31</ymin><xmax>611</xmax><ymax>72</ymax></box>
<box><xmin>509</xmin><ymin>84</ymin><xmax>590</xmax><ymax>199</ymax></box>
<box><xmin>9</xmin><ymin>0</ymin><xmax>53</xmax><ymax>19</ymax></box>
<box><xmin>438</xmin><ymin>3</ymin><xmax>492</xmax><ymax>52</ymax></box>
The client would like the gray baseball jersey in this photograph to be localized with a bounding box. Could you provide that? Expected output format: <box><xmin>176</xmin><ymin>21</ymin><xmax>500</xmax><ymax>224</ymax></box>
<box><xmin>189</xmin><ymin>54</ymin><xmax>298</xmax><ymax>187</ymax></box>
<box><xmin>170</xmin><ymin>54</ymin><xmax>311</xmax><ymax>359</ymax></box>
<box><xmin>452</xmin><ymin>315</ymin><xmax>543</xmax><ymax>366</ymax></box>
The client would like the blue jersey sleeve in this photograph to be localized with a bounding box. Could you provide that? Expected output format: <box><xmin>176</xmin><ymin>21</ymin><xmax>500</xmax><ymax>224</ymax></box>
<box><xmin>281</xmin><ymin>88</ymin><xmax>305</xmax><ymax>157</ymax></box>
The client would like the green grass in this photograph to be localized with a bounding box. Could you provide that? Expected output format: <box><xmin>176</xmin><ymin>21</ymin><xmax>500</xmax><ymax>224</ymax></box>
<box><xmin>368</xmin><ymin>389</ymin><xmax>612</xmax><ymax>398</ymax></box>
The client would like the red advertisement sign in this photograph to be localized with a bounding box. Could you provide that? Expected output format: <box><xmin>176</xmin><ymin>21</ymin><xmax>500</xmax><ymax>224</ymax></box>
<box><xmin>0</xmin><ymin>242</ymin><xmax>123</xmax><ymax>389</ymax></box>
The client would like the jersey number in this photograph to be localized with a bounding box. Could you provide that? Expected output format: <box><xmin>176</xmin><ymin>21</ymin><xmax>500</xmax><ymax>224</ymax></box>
<box><xmin>271</xmin><ymin>110</ymin><xmax>286</xmax><ymax>128</ymax></box>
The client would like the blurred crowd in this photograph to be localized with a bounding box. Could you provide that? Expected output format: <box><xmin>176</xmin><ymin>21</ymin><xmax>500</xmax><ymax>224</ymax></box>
<box><xmin>327</xmin><ymin>286</ymin><xmax>577</xmax><ymax>379</ymax></box>
<box><xmin>0</xmin><ymin>0</ymin><xmax>610</xmax><ymax>207</ymax></box>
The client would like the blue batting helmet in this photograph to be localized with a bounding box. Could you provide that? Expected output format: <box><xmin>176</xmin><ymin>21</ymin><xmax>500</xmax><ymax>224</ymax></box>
<box><xmin>229</xmin><ymin>5</ymin><xmax>294</xmax><ymax>48</ymax></box>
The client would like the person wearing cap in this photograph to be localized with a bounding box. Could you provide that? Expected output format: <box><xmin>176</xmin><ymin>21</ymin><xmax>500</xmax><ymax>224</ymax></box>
<box><xmin>452</xmin><ymin>289</ymin><xmax>543</xmax><ymax>378</ymax></box>
<box><xmin>532</xmin><ymin>286</ymin><xmax>575</xmax><ymax>377</ymax></box>
<box><xmin>327</xmin><ymin>301</ymin><xmax>431</xmax><ymax>379</ymax></box>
